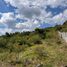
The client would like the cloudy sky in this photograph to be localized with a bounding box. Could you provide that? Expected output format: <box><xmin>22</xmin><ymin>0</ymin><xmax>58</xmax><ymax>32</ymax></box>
<box><xmin>0</xmin><ymin>0</ymin><xmax>67</xmax><ymax>35</ymax></box>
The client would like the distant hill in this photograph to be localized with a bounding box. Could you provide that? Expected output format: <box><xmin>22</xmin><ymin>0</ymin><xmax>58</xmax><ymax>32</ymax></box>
<box><xmin>55</xmin><ymin>21</ymin><xmax>67</xmax><ymax>32</ymax></box>
<box><xmin>0</xmin><ymin>21</ymin><xmax>67</xmax><ymax>67</ymax></box>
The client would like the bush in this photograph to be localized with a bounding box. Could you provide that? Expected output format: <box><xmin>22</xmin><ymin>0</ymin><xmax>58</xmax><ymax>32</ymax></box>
<box><xmin>18</xmin><ymin>40</ymin><xmax>31</xmax><ymax>46</ymax></box>
<box><xmin>29</xmin><ymin>35</ymin><xmax>42</xmax><ymax>44</ymax></box>
<box><xmin>35</xmin><ymin>28</ymin><xmax>44</xmax><ymax>34</ymax></box>
<box><xmin>22</xmin><ymin>31</ymin><xmax>30</xmax><ymax>36</ymax></box>
<box><xmin>35</xmin><ymin>28</ymin><xmax>46</xmax><ymax>39</ymax></box>
<box><xmin>33</xmin><ymin>39</ymin><xmax>42</xmax><ymax>44</ymax></box>
<box><xmin>0</xmin><ymin>38</ymin><xmax>7</xmax><ymax>48</ymax></box>
<box><xmin>5</xmin><ymin>32</ymin><xmax>10</xmax><ymax>37</ymax></box>
<box><xmin>56</xmin><ymin>26</ymin><xmax>62</xmax><ymax>31</ymax></box>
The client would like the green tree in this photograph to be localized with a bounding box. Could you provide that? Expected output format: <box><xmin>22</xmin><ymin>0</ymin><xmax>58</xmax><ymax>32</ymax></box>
<box><xmin>5</xmin><ymin>32</ymin><xmax>10</xmax><ymax>37</ymax></box>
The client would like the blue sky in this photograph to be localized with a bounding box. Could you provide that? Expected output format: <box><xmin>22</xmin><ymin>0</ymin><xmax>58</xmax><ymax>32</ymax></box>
<box><xmin>0</xmin><ymin>0</ymin><xmax>16</xmax><ymax>12</ymax></box>
<box><xmin>0</xmin><ymin>0</ymin><xmax>67</xmax><ymax>35</ymax></box>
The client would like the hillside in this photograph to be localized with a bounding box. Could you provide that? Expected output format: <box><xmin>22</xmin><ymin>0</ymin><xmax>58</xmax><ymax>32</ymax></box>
<box><xmin>0</xmin><ymin>21</ymin><xmax>67</xmax><ymax>67</ymax></box>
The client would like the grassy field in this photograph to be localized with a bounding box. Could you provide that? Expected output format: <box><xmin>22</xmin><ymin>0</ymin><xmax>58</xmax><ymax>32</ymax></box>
<box><xmin>0</xmin><ymin>21</ymin><xmax>67</xmax><ymax>67</ymax></box>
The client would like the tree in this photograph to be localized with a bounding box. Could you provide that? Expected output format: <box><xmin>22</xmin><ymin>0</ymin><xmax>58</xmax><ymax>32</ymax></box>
<box><xmin>35</xmin><ymin>28</ymin><xmax>46</xmax><ymax>39</ymax></box>
<box><xmin>5</xmin><ymin>32</ymin><xmax>10</xmax><ymax>37</ymax></box>
<box><xmin>35</xmin><ymin>28</ymin><xmax>44</xmax><ymax>34</ymax></box>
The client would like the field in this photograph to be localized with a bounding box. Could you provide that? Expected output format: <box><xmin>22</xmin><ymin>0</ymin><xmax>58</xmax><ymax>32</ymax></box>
<box><xmin>0</xmin><ymin>21</ymin><xmax>67</xmax><ymax>67</ymax></box>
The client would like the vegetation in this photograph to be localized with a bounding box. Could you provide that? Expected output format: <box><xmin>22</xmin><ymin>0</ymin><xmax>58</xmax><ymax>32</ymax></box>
<box><xmin>0</xmin><ymin>21</ymin><xmax>67</xmax><ymax>67</ymax></box>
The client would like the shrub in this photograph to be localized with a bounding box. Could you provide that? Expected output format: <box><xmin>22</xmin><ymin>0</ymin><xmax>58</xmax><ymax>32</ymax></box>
<box><xmin>0</xmin><ymin>38</ymin><xmax>7</xmax><ymax>48</ymax></box>
<box><xmin>33</xmin><ymin>39</ymin><xmax>42</xmax><ymax>44</ymax></box>
<box><xmin>29</xmin><ymin>35</ymin><xmax>42</xmax><ymax>44</ymax></box>
<box><xmin>35</xmin><ymin>28</ymin><xmax>46</xmax><ymax>39</ymax></box>
<box><xmin>5</xmin><ymin>32</ymin><xmax>10</xmax><ymax>37</ymax></box>
<box><xmin>18</xmin><ymin>40</ymin><xmax>31</xmax><ymax>46</ymax></box>
<box><xmin>35</xmin><ymin>28</ymin><xmax>44</xmax><ymax>34</ymax></box>
<box><xmin>22</xmin><ymin>31</ymin><xmax>30</xmax><ymax>36</ymax></box>
<box><xmin>56</xmin><ymin>26</ymin><xmax>62</xmax><ymax>31</ymax></box>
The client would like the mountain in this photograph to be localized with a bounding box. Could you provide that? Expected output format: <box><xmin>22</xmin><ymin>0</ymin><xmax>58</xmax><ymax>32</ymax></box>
<box><xmin>0</xmin><ymin>21</ymin><xmax>67</xmax><ymax>67</ymax></box>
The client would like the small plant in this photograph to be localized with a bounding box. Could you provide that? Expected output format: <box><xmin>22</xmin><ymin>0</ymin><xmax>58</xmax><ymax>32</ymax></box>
<box><xmin>35</xmin><ymin>28</ymin><xmax>44</xmax><ymax>34</ymax></box>
<box><xmin>30</xmin><ymin>35</ymin><xmax>42</xmax><ymax>44</ymax></box>
<box><xmin>33</xmin><ymin>39</ymin><xmax>42</xmax><ymax>44</ymax></box>
<box><xmin>35</xmin><ymin>28</ymin><xmax>46</xmax><ymax>39</ymax></box>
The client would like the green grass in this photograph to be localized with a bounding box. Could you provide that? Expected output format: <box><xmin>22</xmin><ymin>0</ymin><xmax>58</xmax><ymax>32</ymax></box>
<box><xmin>0</xmin><ymin>21</ymin><xmax>67</xmax><ymax>67</ymax></box>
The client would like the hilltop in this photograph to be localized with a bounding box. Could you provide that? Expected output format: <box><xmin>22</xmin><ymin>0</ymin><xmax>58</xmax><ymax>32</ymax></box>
<box><xmin>0</xmin><ymin>21</ymin><xmax>67</xmax><ymax>67</ymax></box>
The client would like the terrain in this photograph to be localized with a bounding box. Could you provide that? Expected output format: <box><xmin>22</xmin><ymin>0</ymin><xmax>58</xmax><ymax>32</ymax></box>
<box><xmin>0</xmin><ymin>21</ymin><xmax>67</xmax><ymax>67</ymax></box>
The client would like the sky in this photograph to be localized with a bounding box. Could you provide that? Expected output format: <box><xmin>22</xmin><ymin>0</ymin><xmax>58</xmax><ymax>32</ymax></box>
<box><xmin>0</xmin><ymin>0</ymin><xmax>67</xmax><ymax>35</ymax></box>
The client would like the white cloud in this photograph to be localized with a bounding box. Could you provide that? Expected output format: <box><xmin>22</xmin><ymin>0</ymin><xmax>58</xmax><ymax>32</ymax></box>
<box><xmin>17</xmin><ymin>6</ymin><xmax>41</xmax><ymax>19</ymax></box>
<box><xmin>63</xmin><ymin>9</ymin><xmax>67</xmax><ymax>19</ymax></box>
<box><xmin>15</xmin><ymin>20</ymin><xmax>40</xmax><ymax>31</ymax></box>
<box><xmin>0</xmin><ymin>0</ymin><xmax>66</xmax><ymax>35</ymax></box>
<box><xmin>46</xmin><ymin>9</ymin><xmax>67</xmax><ymax>25</ymax></box>
<box><xmin>4</xmin><ymin>0</ymin><xmax>67</xmax><ymax>21</ymax></box>
<box><xmin>46</xmin><ymin>0</ymin><xmax>67</xmax><ymax>8</ymax></box>
<box><xmin>0</xmin><ymin>12</ymin><xmax>16</xmax><ymax>28</ymax></box>
<box><xmin>52</xmin><ymin>13</ymin><xmax>64</xmax><ymax>24</ymax></box>
<box><xmin>4</xmin><ymin>0</ymin><xmax>67</xmax><ymax>7</ymax></box>
<box><xmin>0</xmin><ymin>28</ymin><xmax>12</xmax><ymax>35</ymax></box>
